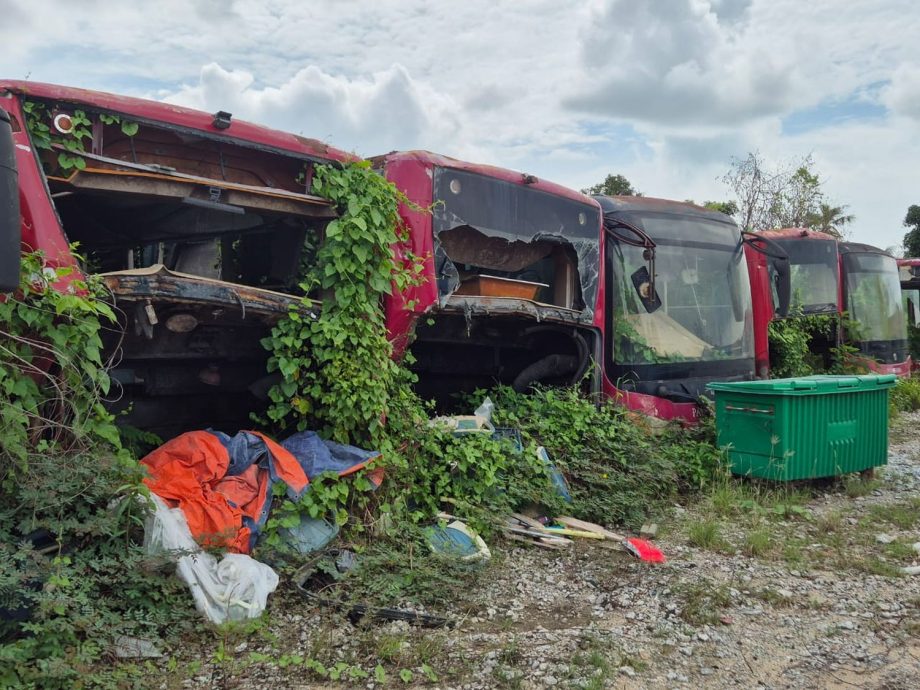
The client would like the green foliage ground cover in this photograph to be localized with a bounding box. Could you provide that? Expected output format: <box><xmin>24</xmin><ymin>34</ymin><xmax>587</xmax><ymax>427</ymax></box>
<box><xmin>0</xmin><ymin>255</ymin><xmax>196</xmax><ymax>689</ymax></box>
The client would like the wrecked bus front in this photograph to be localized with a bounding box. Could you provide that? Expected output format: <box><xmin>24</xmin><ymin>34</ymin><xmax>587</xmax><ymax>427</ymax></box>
<box><xmin>375</xmin><ymin>151</ymin><xmax>603</xmax><ymax>407</ymax></box>
<box><xmin>597</xmin><ymin>196</ymin><xmax>756</xmax><ymax>422</ymax></box>
<box><xmin>840</xmin><ymin>242</ymin><xmax>911</xmax><ymax>376</ymax></box>
<box><xmin>745</xmin><ymin>228</ymin><xmax>839</xmax><ymax>375</ymax></box>
<box><xmin>2</xmin><ymin>80</ymin><xmax>355</xmax><ymax>437</ymax></box>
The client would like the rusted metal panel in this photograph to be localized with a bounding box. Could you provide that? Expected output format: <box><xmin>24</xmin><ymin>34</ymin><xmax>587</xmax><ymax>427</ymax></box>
<box><xmin>102</xmin><ymin>265</ymin><xmax>315</xmax><ymax>321</ymax></box>
<box><xmin>441</xmin><ymin>295</ymin><xmax>584</xmax><ymax>325</ymax></box>
<box><xmin>49</xmin><ymin>165</ymin><xmax>336</xmax><ymax>219</ymax></box>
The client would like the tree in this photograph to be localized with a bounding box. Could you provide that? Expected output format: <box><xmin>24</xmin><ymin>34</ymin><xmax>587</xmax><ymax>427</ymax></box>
<box><xmin>721</xmin><ymin>152</ymin><xmax>851</xmax><ymax>234</ymax></box>
<box><xmin>581</xmin><ymin>174</ymin><xmax>640</xmax><ymax>197</ymax></box>
<box><xmin>720</xmin><ymin>151</ymin><xmax>789</xmax><ymax>232</ymax></box>
<box><xmin>775</xmin><ymin>166</ymin><xmax>823</xmax><ymax>229</ymax></box>
<box><xmin>702</xmin><ymin>200</ymin><xmax>739</xmax><ymax>216</ymax></box>
<box><xmin>904</xmin><ymin>205</ymin><xmax>920</xmax><ymax>258</ymax></box>
<box><xmin>806</xmin><ymin>203</ymin><xmax>854</xmax><ymax>238</ymax></box>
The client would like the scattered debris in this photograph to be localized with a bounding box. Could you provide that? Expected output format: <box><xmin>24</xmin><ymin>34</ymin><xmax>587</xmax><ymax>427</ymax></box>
<box><xmin>279</xmin><ymin>516</ymin><xmax>340</xmax><ymax>555</ymax></box>
<box><xmin>112</xmin><ymin>635</ymin><xmax>163</xmax><ymax>659</ymax></box>
<box><xmin>426</xmin><ymin>518</ymin><xmax>492</xmax><ymax>562</ymax></box>
<box><xmin>139</xmin><ymin>429</ymin><xmax>382</xmax><ymax>622</ymax></box>
<box><xmin>640</xmin><ymin>522</ymin><xmax>659</xmax><ymax>538</ymax></box>
<box><xmin>555</xmin><ymin>515</ymin><xmax>666</xmax><ymax>563</ymax></box>
<box><xmin>144</xmin><ymin>493</ymin><xmax>279</xmax><ymax>624</ymax></box>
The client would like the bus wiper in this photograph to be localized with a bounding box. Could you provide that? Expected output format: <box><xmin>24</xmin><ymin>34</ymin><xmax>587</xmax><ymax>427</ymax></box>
<box><xmin>804</xmin><ymin>303</ymin><xmax>838</xmax><ymax>314</ymax></box>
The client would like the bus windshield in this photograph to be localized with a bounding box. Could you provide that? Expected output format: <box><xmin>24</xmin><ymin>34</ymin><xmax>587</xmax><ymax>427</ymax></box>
<box><xmin>844</xmin><ymin>252</ymin><xmax>908</xmax><ymax>343</ymax></box>
<box><xmin>775</xmin><ymin>238</ymin><xmax>839</xmax><ymax>313</ymax></box>
<box><xmin>608</xmin><ymin>214</ymin><xmax>753</xmax><ymax>365</ymax></box>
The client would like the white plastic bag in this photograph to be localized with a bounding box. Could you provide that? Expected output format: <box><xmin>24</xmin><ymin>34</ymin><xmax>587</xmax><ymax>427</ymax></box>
<box><xmin>143</xmin><ymin>494</ymin><xmax>278</xmax><ymax>624</ymax></box>
<box><xmin>176</xmin><ymin>552</ymin><xmax>278</xmax><ymax>624</ymax></box>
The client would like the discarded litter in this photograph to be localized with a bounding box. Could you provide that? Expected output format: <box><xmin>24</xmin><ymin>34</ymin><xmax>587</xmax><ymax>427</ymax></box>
<box><xmin>536</xmin><ymin>446</ymin><xmax>572</xmax><ymax>503</ymax></box>
<box><xmin>279</xmin><ymin>516</ymin><xmax>340</xmax><ymax>555</ymax></box>
<box><xmin>144</xmin><ymin>493</ymin><xmax>279</xmax><ymax>624</ymax></box>
<box><xmin>112</xmin><ymin>635</ymin><xmax>163</xmax><ymax>659</ymax></box>
<box><xmin>426</xmin><ymin>518</ymin><xmax>491</xmax><ymax>562</ymax></box>
<box><xmin>553</xmin><ymin>515</ymin><xmax>666</xmax><ymax>563</ymax></box>
<box><xmin>141</xmin><ymin>429</ymin><xmax>382</xmax><ymax>553</ymax></box>
<box><xmin>139</xmin><ymin>429</ymin><xmax>382</xmax><ymax>622</ymax></box>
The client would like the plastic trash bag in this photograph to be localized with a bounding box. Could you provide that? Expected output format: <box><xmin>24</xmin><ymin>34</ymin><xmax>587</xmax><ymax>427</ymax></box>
<box><xmin>278</xmin><ymin>515</ymin><xmax>340</xmax><ymax>555</ymax></box>
<box><xmin>143</xmin><ymin>494</ymin><xmax>278</xmax><ymax>624</ymax></box>
<box><xmin>474</xmin><ymin>397</ymin><xmax>494</xmax><ymax>423</ymax></box>
<box><xmin>177</xmin><ymin>552</ymin><xmax>278</xmax><ymax>624</ymax></box>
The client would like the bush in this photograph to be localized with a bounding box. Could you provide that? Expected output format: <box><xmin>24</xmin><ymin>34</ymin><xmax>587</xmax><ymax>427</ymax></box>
<box><xmin>890</xmin><ymin>377</ymin><xmax>920</xmax><ymax>417</ymax></box>
<box><xmin>0</xmin><ymin>252</ymin><xmax>195</xmax><ymax>688</ymax></box>
<box><xmin>485</xmin><ymin>386</ymin><xmax>726</xmax><ymax>528</ymax></box>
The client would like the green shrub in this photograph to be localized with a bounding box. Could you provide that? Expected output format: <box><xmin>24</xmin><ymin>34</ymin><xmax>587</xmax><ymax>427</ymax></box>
<box><xmin>0</xmin><ymin>252</ymin><xmax>194</xmax><ymax>689</ymax></box>
<box><xmin>890</xmin><ymin>377</ymin><xmax>920</xmax><ymax>416</ymax></box>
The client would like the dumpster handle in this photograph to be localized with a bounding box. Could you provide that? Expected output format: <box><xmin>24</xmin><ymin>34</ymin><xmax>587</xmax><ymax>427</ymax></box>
<box><xmin>725</xmin><ymin>405</ymin><xmax>774</xmax><ymax>415</ymax></box>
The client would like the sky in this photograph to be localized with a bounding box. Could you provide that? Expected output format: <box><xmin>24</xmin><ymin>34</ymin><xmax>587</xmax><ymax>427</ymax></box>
<box><xmin>3</xmin><ymin>0</ymin><xmax>919</xmax><ymax>250</ymax></box>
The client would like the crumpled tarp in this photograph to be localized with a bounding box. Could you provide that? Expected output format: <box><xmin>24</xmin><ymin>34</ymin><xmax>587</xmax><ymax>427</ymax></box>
<box><xmin>142</xmin><ymin>429</ymin><xmax>382</xmax><ymax>553</ymax></box>
<box><xmin>281</xmin><ymin>431</ymin><xmax>384</xmax><ymax>485</ymax></box>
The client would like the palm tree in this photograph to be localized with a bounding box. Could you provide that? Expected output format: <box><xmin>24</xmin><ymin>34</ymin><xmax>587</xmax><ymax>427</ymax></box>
<box><xmin>808</xmin><ymin>203</ymin><xmax>854</xmax><ymax>238</ymax></box>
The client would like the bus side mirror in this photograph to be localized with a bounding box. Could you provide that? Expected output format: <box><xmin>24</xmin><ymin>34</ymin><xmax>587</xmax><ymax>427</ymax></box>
<box><xmin>0</xmin><ymin>106</ymin><xmax>21</xmax><ymax>292</ymax></box>
<box><xmin>771</xmin><ymin>256</ymin><xmax>791</xmax><ymax>317</ymax></box>
<box><xmin>630</xmin><ymin>265</ymin><xmax>661</xmax><ymax>313</ymax></box>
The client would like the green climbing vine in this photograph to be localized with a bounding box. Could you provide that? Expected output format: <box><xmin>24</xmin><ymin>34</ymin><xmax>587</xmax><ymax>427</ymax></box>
<box><xmin>23</xmin><ymin>99</ymin><xmax>138</xmax><ymax>174</ymax></box>
<box><xmin>261</xmin><ymin>161</ymin><xmax>422</xmax><ymax>445</ymax></box>
<box><xmin>0</xmin><ymin>250</ymin><xmax>125</xmax><ymax>474</ymax></box>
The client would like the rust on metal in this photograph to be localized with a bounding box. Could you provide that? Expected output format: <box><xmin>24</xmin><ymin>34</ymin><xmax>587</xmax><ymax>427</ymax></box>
<box><xmin>441</xmin><ymin>295</ymin><xmax>584</xmax><ymax>325</ymax></box>
<box><xmin>102</xmin><ymin>265</ymin><xmax>316</xmax><ymax>322</ymax></box>
<box><xmin>49</xmin><ymin>165</ymin><xmax>336</xmax><ymax>218</ymax></box>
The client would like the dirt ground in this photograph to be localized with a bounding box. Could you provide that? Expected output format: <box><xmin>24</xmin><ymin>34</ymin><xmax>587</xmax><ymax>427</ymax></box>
<box><xmin>157</xmin><ymin>411</ymin><xmax>920</xmax><ymax>689</ymax></box>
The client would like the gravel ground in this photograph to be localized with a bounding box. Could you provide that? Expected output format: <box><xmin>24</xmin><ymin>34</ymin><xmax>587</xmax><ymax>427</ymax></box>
<box><xmin>157</xmin><ymin>411</ymin><xmax>920</xmax><ymax>689</ymax></box>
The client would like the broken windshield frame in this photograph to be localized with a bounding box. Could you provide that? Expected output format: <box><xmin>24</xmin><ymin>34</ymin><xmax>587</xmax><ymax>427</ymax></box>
<box><xmin>431</xmin><ymin>167</ymin><xmax>600</xmax><ymax>321</ymax></box>
<box><xmin>607</xmin><ymin>213</ymin><xmax>753</xmax><ymax>366</ymax></box>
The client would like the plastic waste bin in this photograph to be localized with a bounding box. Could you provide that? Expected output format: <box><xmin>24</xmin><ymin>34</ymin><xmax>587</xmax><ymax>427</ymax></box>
<box><xmin>707</xmin><ymin>375</ymin><xmax>896</xmax><ymax>480</ymax></box>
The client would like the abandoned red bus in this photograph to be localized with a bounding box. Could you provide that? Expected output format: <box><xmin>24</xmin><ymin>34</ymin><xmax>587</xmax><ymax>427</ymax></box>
<box><xmin>745</xmin><ymin>229</ymin><xmax>910</xmax><ymax>377</ymax></box>
<box><xmin>898</xmin><ymin>258</ymin><xmax>920</xmax><ymax>371</ymax></box>
<box><xmin>597</xmin><ymin>196</ymin><xmax>788</xmax><ymax>421</ymax></box>
<box><xmin>373</xmin><ymin>150</ymin><xmax>604</xmax><ymax>407</ymax></box>
<box><xmin>1</xmin><ymin>80</ymin><xmax>356</xmax><ymax>437</ymax></box>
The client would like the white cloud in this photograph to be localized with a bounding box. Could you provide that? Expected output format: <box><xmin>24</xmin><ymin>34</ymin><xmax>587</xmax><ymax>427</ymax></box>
<box><xmin>566</xmin><ymin>0</ymin><xmax>801</xmax><ymax>127</ymax></box>
<box><xmin>162</xmin><ymin>62</ymin><xmax>463</xmax><ymax>154</ymax></box>
<box><xmin>882</xmin><ymin>64</ymin><xmax>920</xmax><ymax>121</ymax></box>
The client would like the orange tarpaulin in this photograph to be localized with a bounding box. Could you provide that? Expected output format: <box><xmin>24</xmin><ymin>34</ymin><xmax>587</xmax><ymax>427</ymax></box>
<box><xmin>142</xmin><ymin>430</ymin><xmax>308</xmax><ymax>553</ymax></box>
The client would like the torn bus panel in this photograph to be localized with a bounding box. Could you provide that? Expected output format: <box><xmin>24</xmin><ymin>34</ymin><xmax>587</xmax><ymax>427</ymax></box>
<box><xmin>431</xmin><ymin>167</ymin><xmax>600</xmax><ymax>324</ymax></box>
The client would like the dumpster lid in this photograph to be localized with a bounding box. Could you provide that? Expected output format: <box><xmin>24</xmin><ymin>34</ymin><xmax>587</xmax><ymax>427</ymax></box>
<box><xmin>707</xmin><ymin>374</ymin><xmax>897</xmax><ymax>395</ymax></box>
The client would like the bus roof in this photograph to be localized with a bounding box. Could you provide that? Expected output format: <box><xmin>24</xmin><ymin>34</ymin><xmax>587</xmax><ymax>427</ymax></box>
<box><xmin>594</xmin><ymin>195</ymin><xmax>736</xmax><ymax>225</ymax></box>
<box><xmin>1</xmin><ymin>79</ymin><xmax>356</xmax><ymax>164</ymax></box>
<box><xmin>372</xmin><ymin>149</ymin><xmax>596</xmax><ymax>206</ymax></box>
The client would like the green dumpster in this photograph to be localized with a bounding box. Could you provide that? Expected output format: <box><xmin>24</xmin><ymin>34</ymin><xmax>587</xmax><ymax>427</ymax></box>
<box><xmin>707</xmin><ymin>375</ymin><xmax>896</xmax><ymax>480</ymax></box>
